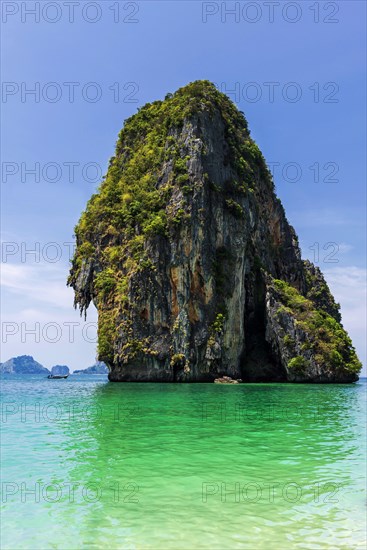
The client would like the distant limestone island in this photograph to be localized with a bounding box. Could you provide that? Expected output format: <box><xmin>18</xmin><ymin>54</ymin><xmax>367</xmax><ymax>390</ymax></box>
<box><xmin>0</xmin><ymin>355</ymin><xmax>50</xmax><ymax>375</ymax></box>
<box><xmin>73</xmin><ymin>361</ymin><xmax>108</xmax><ymax>375</ymax></box>
<box><xmin>0</xmin><ymin>355</ymin><xmax>108</xmax><ymax>375</ymax></box>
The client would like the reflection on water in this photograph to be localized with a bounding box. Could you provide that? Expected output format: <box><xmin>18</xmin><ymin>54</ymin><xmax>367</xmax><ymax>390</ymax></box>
<box><xmin>1</xmin><ymin>376</ymin><xmax>366</xmax><ymax>549</ymax></box>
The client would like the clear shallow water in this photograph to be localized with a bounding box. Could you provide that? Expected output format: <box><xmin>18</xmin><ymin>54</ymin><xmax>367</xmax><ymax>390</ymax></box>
<box><xmin>1</xmin><ymin>375</ymin><xmax>366</xmax><ymax>549</ymax></box>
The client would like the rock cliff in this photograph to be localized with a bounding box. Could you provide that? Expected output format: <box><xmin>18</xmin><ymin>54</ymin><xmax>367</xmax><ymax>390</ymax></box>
<box><xmin>68</xmin><ymin>81</ymin><xmax>361</xmax><ymax>382</ymax></box>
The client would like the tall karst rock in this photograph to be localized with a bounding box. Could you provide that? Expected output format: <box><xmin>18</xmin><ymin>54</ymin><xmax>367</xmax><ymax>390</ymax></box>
<box><xmin>68</xmin><ymin>81</ymin><xmax>361</xmax><ymax>382</ymax></box>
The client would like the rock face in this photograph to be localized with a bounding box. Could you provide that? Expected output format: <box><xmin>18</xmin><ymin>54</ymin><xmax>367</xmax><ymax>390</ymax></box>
<box><xmin>0</xmin><ymin>355</ymin><xmax>50</xmax><ymax>375</ymax></box>
<box><xmin>73</xmin><ymin>361</ymin><xmax>108</xmax><ymax>375</ymax></box>
<box><xmin>68</xmin><ymin>81</ymin><xmax>361</xmax><ymax>383</ymax></box>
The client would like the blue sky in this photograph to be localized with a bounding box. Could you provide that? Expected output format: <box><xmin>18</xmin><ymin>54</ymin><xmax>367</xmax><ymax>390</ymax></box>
<box><xmin>1</xmin><ymin>1</ymin><xmax>366</xmax><ymax>373</ymax></box>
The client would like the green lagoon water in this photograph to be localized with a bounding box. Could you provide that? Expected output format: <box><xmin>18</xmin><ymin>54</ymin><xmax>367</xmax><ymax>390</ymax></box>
<box><xmin>1</xmin><ymin>375</ymin><xmax>366</xmax><ymax>549</ymax></box>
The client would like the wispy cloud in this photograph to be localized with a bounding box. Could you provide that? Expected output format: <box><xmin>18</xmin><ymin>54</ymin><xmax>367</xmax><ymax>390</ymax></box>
<box><xmin>1</xmin><ymin>263</ymin><xmax>98</xmax><ymax>370</ymax></box>
<box><xmin>289</xmin><ymin>208</ymin><xmax>365</xmax><ymax>228</ymax></box>
<box><xmin>338</xmin><ymin>243</ymin><xmax>354</xmax><ymax>254</ymax></box>
<box><xmin>323</xmin><ymin>266</ymin><xmax>367</xmax><ymax>370</ymax></box>
<box><xmin>1</xmin><ymin>263</ymin><xmax>72</xmax><ymax>309</ymax></box>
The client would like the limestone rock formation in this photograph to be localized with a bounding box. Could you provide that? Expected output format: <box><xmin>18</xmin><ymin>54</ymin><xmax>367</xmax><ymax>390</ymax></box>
<box><xmin>0</xmin><ymin>355</ymin><xmax>50</xmax><ymax>375</ymax></box>
<box><xmin>68</xmin><ymin>81</ymin><xmax>361</xmax><ymax>382</ymax></box>
<box><xmin>73</xmin><ymin>361</ymin><xmax>108</xmax><ymax>375</ymax></box>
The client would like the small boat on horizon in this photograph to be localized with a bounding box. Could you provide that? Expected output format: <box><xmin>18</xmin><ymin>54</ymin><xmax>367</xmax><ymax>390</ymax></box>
<box><xmin>47</xmin><ymin>365</ymin><xmax>70</xmax><ymax>379</ymax></box>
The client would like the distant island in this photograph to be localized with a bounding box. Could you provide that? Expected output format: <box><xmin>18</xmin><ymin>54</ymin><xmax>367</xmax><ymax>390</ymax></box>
<box><xmin>0</xmin><ymin>356</ymin><xmax>108</xmax><ymax>376</ymax></box>
<box><xmin>0</xmin><ymin>355</ymin><xmax>50</xmax><ymax>375</ymax></box>
<box><xmin>73</xmin><ymin>361</ymin><xmax>108</xmax><ymax>375</ymax></box>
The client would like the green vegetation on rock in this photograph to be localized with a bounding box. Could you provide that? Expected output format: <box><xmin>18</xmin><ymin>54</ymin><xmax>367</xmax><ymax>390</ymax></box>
<box><xmin>273</xmin><ymin>279</ymin><xmax>361</xmax><ymax>375</ymax></box>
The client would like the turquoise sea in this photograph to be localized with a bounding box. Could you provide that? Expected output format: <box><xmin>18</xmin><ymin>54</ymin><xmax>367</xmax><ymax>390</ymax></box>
<box><xmin>1</xmin><ymin>375</ymin><xmax>366</xmax><ymax>549</ymax></box>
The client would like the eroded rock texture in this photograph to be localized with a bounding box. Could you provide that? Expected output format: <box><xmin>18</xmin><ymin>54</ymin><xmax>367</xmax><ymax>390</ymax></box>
<box><xmin>68</xmin><ymin>81</ymin><xmax>361</xmax><ymax>382</ymax></box>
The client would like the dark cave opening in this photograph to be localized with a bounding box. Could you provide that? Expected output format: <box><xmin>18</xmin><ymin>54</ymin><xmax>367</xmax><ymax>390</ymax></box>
<box><xmin>240</xmin><ymin>272</ymin><xmax>287</xmax><ymax>382</ymax></box>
